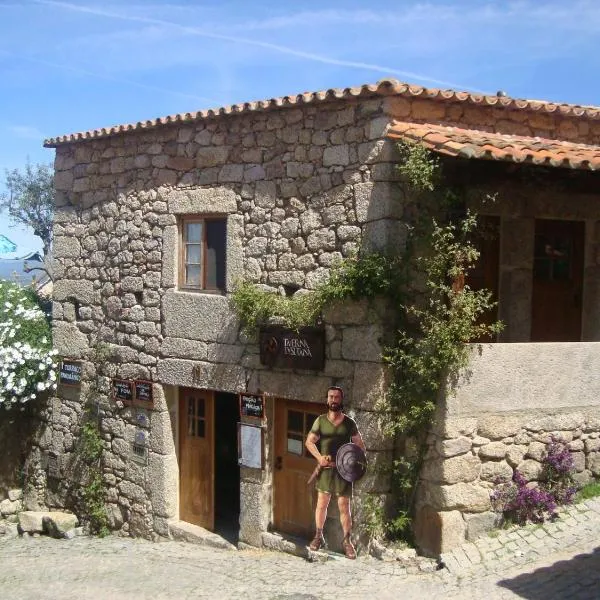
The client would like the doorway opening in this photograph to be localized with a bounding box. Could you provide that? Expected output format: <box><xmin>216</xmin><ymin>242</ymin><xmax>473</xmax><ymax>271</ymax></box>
<box><xmin>531</xmin><ymin>219</ymin><xmax>584</xmax><ymax>341</ymax></box>
<box><xmin>214</xmin><ymin>391</ymin><xmax>240</xmax><ymax>544</ymax></box>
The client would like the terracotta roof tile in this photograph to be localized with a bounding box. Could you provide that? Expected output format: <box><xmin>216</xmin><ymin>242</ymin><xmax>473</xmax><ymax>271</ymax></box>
<box><xmin>44</xmin><ymin>78</ymin><xmax>600</xmax><ymax>147</ymax></box>
<box><xmin>387</xmin><ymin>121</ymin><xmax>600</xmax><ymax>171</ymax></box>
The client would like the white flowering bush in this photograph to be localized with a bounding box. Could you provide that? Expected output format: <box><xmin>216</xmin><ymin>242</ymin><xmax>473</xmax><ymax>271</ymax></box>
<box><xmin>0</xmin><ymin>280</ymin><xmax>58</xmax><ymax>409</ymax></box>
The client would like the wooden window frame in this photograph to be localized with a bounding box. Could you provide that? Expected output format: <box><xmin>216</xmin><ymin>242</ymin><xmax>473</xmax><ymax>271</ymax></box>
<box><xmin>179</xmin><ymin>215</ymin><xmax>226</xmax><ymax>293</ymax></box>
<box><xmin>286</xmin><ymin>408</ymin><xmax>320</xmax><ymax>459</ymax></box>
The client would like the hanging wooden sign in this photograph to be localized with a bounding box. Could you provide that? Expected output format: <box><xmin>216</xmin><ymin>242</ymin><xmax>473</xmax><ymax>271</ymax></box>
<box><xmin>259</xmin><ymin>326</ymin><xmax>326</xmax><ymax>371</ymax></box>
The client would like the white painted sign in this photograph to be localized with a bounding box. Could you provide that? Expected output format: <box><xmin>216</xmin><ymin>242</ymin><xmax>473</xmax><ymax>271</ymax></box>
<box><xmin>239</xmin><ymin>423</ymin><xmax>262</xmax><ymax>469</ymax></box>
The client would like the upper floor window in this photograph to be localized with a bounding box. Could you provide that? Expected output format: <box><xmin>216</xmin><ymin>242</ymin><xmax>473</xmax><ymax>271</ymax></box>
<box><xmin>180</xmin><ymin>217</ymin><xmax>226</xmax><ymax>292</ymax></box>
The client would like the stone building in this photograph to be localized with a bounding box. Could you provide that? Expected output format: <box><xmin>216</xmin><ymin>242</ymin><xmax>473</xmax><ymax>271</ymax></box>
<box><xmin>34</xmin><ymin>78</ymin><xmax>600</xmax><ymax>555</ymax></box>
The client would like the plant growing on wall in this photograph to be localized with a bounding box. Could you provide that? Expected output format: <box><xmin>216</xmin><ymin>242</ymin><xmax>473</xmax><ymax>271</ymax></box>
<box><xmin>72</xmin><ymin>342</ymin><xmax>110</xmax><ymax>537</ymax></box>
<box><xmin>0</xmin><ymin>280</ymin><xmax>58</xmax><ymax>410</ymax></box>
<box><xmin>370</xmin><ymin>141</ymin><xmax>503</xmax><ymax>541</ymax></box>
<box><xmin>231</xmin><ymin>251</ymin><xmax>403</xmax><ymax>334</ymax></box>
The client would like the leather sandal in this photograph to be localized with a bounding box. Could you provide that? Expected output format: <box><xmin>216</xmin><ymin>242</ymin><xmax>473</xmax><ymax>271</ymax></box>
<box><xmin>342</xmin><ymin>536</ymin><xmax>356</xmax><ymax>559</ymax></box>
<box><xmin>309</xmin><ymin>531</ymin><xmax>325</xmax><ymax>551</ymax></box>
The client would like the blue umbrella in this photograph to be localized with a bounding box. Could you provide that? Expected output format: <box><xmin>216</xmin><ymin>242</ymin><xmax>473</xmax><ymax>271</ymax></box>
<box><xmin>0</xmin><ymin>234</ymin><xmax>17</xmax><ymax>255</ymax></box>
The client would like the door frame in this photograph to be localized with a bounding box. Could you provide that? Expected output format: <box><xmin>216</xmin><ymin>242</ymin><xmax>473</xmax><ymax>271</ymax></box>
<box><xmin>178</xmin><ymin>387</ymin><xmax>215</xmax><ymax>530</ymax></box>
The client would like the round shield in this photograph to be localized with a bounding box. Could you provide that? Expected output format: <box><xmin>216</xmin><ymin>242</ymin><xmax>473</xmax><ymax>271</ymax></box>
<box><xmin>336</xmin><ymin>443</ymin><xmax>367</xmax><ymax>483</ymax></box>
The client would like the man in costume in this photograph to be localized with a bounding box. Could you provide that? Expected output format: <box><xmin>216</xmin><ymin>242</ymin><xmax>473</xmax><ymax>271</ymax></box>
<box><xmin>304</xmin><ymin>386</ymin><xmax>365</xmax><ymax>559</ymax></box>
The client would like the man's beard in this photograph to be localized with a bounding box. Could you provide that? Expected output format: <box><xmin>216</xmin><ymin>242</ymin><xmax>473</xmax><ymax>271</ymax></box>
<box><xmin>328</xmin><ymin>402</ymin><xmax>343</xmax><ymax>412</ymax></box>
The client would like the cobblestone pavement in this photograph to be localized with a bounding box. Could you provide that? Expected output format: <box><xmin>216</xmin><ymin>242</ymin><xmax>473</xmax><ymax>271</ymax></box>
<box><xmin>1</xmin><ymin>498</ymin><xmax>599</xmax><ymax>600</ymax></box>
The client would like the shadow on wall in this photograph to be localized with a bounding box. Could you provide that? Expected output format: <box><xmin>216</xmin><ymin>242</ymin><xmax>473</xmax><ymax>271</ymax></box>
<box><xmin>497</xmin><ymin>545</ymin><xmax>600</xmax><ymax>599</ymax></box>
<box><xmin>0</xmin><ymin>402</ymin><xmax>42</xmax><ymax>495</ymax></box>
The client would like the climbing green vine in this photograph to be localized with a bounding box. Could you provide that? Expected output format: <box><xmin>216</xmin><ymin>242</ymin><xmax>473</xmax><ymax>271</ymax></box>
<box><xmin>380</xmin><ymin>211</ymin><xmax>503</xmax><ymax>436</ymax></box>
<box><xmin>373</xmin><ymin>141</ymin><xmax>503</xmax><ymax>541</ymax></box>
<box><xmin>74</xmin><ymin>343</ymin><xmax>110</xmax><ymax>537</ymax></box>
<box><xmin>230</xmin><ymin>140</ymin><xmax>502</xmax><ymax>544</ymax></box>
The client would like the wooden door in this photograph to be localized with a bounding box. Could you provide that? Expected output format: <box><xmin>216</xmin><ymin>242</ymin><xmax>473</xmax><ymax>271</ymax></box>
<box><xmin>273</xmin><ymin>400</ymin><xmax>322</xmax><ymax>537</ymax></box>
<box><xmin>468</xmin><ymin>216</ymin><xmax>500</xmax><ymax>341</ymax></box>
<box><xmin>531</xmin><ymin>219</ymin><xmax>584</xmax><ymax>341</ymax></box>
<box><xmin>179</xmin><ymin>388</ymin><xmax>214</xmax><ymax>530</ymax></box>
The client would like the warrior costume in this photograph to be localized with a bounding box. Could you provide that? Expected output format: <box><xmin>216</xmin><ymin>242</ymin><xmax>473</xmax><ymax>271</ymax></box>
<box><xmin>309</xmin><ymin>414</ymin><xmax>358</xmax><ymax>497</ymax></box>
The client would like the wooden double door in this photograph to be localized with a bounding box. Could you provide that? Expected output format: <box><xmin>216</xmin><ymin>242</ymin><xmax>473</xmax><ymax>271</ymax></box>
<box><xmin>273</xmin><ymin>399</ymin><xmax>322</xmax><ymax>538</ymax></box>
<box><xmin>468</xmin><ymin>217</ymin><xmax>584</xmax><ymax>342</ymax></box>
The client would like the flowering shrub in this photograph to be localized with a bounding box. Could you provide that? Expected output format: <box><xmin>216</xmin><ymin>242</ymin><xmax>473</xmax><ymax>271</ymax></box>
<box><xmin>0</xmin><ymin>280</ymin><xmax>58</xmax><ymax>409</ymax></box>
<box><xmin>542</xmin><ymin>438</ymin><xmax>578</xmax><ymax>505</ymax></box>
<box><xmin>491</xmin><ymin>471</ymin><xmax>557</xmax><ymax>525</ymax></box>
<box><xmin>491</xmin><ymin>438</ymin><xmax>577</xmax><ymax>525</ymax></box>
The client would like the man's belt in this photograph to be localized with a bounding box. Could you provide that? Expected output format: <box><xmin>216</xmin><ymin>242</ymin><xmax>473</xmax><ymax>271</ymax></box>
<box><xmin>307</xmin><ymin>455</ymin><xmax>333</xmax><ymax>485</ymax></box>
<box><xmin>307</xmin><ymin>445</ymin><xmax>367</xmax><ymax>485</ymax></box>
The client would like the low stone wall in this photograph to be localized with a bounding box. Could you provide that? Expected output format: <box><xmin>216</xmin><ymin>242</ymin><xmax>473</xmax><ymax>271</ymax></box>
<box><xmin>0</xmin><ymin>488</ymin><xmax>22</xmax><ymax>537</ymax></box>
<box><xmin>414</xmin><ymin>342</ymin><xmax>600</xmax><ymax>556</ymax></box>
<box><xmin>0</xmin><ymin>407</ymin><xmax>41</xmax><ymax>498</ymax></box>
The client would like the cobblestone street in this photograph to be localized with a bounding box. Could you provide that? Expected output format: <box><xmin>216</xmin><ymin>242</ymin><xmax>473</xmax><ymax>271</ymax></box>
<box><xmin>1</xmin><ymin>498</ymin><xmax>599</xmax><ymax>600</ymax></box>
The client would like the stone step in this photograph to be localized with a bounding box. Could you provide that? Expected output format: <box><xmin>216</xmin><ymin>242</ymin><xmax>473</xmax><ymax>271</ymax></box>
<box><xmin>18</xmin><ymin>511</ymin><xmax>79</xmax><ymax>538</ymax></box>
<box><xmin>167</xmin><ymin>519</ymin><xmax>237</xmax><ymax>551</ymax></box>
<box><xmin>260</xmin><ymin>531</ymin><xmax>334</xmax><ymax>562</ymax></box>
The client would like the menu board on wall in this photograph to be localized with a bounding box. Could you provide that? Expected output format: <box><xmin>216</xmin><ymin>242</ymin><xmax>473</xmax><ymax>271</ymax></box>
<box><xmin>134</xmin><ymin>380</ymin><xmax>154</xmax><ymax>408</ymax></box>
<box><xmin>239</xmin><ymin>393</ymin><xmax>264</xmax><ymax>420</ymax></box>
<box><xmin>112</xmin><ymin>379</ymin><xmax>134</xmax><ymax>404</ymax></box>
<box><xmin>238</xmin><ymin>423</ymin><xmax>263</xmax><ymax>469</ymax></box>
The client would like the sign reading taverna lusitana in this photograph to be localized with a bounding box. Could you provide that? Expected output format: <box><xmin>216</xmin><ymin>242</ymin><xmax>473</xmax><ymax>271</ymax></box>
<box><xmin>259</xmin><ymin>326</ymin><xmax>325</xmax><ymax>371</ymax></box>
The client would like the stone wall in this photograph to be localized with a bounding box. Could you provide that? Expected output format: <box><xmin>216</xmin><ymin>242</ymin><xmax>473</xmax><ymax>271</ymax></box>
<box><xmin>414</xmin><ymin>342</ymin><xmax>600</xmax><ymax>556</ymax></box>
<box><xmin>39</xmin><ymin>95</ymin><xmax>406</xmax><ymax>542</ymax></box>
<box><xmin>0</xmin><ymin>487</ymin><xmax>22</xmax><ymax>537</ymax></box>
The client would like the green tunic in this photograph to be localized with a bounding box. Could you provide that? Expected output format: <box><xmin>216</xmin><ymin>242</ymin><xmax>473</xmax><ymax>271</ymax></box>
<box><xmin>310</xmin><ymin>414</ymin><xmax>358</xmax><ymax>497</ymax></box>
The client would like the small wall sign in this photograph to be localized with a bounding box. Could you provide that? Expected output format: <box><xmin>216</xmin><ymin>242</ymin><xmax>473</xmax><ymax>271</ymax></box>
<box><xmin>46</xmin><ymin>452</ymin><xmax>61</xmax><ymax>479</ymax></box>
<box><xmin>134</xmin><ymin>429</ymin><xmax>148</xmax><ymax>447</ymax></box>
<box><xmin>259</xmin><ymin>326</ymin><xmax>326</xmax><ymax>371</ymax></box>
<box><xmin>112</xmin><ymin>379</ymin><xmax>134</xmax><ymax>404</ymax></box>
<box><xmin>131</xmin><ymin>443</ymin><xmax>148</xmax><ymax>465</ymax></box>
<box><xmin>239</xmin><ymin>393</ymin><xmax>264</xmax><ymax>420</ymax></box>
<box><xmin>134</xmin><ymin>380</ymin><xmax>154</xmax><ymax>409</ymax></box>
<box><xmin>136</xmin><ymin>409</ymin><xmax>150</xmax><ymax>428</ymax></box>
<box><xmin>59</xmin><ymin>360</ymin><xmax>82</xmax><ymax>386</ymax></box>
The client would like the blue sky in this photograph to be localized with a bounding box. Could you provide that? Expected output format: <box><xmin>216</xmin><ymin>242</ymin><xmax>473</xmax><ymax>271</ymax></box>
<box><xmin>1</xmin><ymin>0</ymin><xmax>599</xmax><ymax>255</ymax></box>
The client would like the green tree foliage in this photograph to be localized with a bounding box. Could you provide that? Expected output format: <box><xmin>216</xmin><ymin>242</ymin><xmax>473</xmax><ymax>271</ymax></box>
<box><xmin>1</xmin><ymin>162</ymin><xmax>54</xmax><ymax>258</ymax></box>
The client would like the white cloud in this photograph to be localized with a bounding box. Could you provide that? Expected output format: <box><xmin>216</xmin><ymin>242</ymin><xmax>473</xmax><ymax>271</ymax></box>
<box><xmin>18</xmin><ymin>0</ymin><xmax>600</xmax><ymax>103</ymax></box>
<box><xmin>32</xmin><ymin>0</ymin><xmax>485</xmax><ymax>90</ymax></box>
<box><xmin>8</xmin><ymin>125</ymin><xmax>45</xmax><ymax>140</ymax></box>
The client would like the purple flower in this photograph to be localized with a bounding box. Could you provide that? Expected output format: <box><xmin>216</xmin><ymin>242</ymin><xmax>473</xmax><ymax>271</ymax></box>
<box><xmin>491</xmin><ymin>437</ymin><xmax>579</xmax><ymax>525</ymax></box>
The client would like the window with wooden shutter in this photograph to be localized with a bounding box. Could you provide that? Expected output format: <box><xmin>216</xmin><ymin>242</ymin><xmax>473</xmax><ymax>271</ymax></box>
<box><xmin>180</xmin><ymin>217</ymin><xmax>226</xmax><ymax>291</ymax></box>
